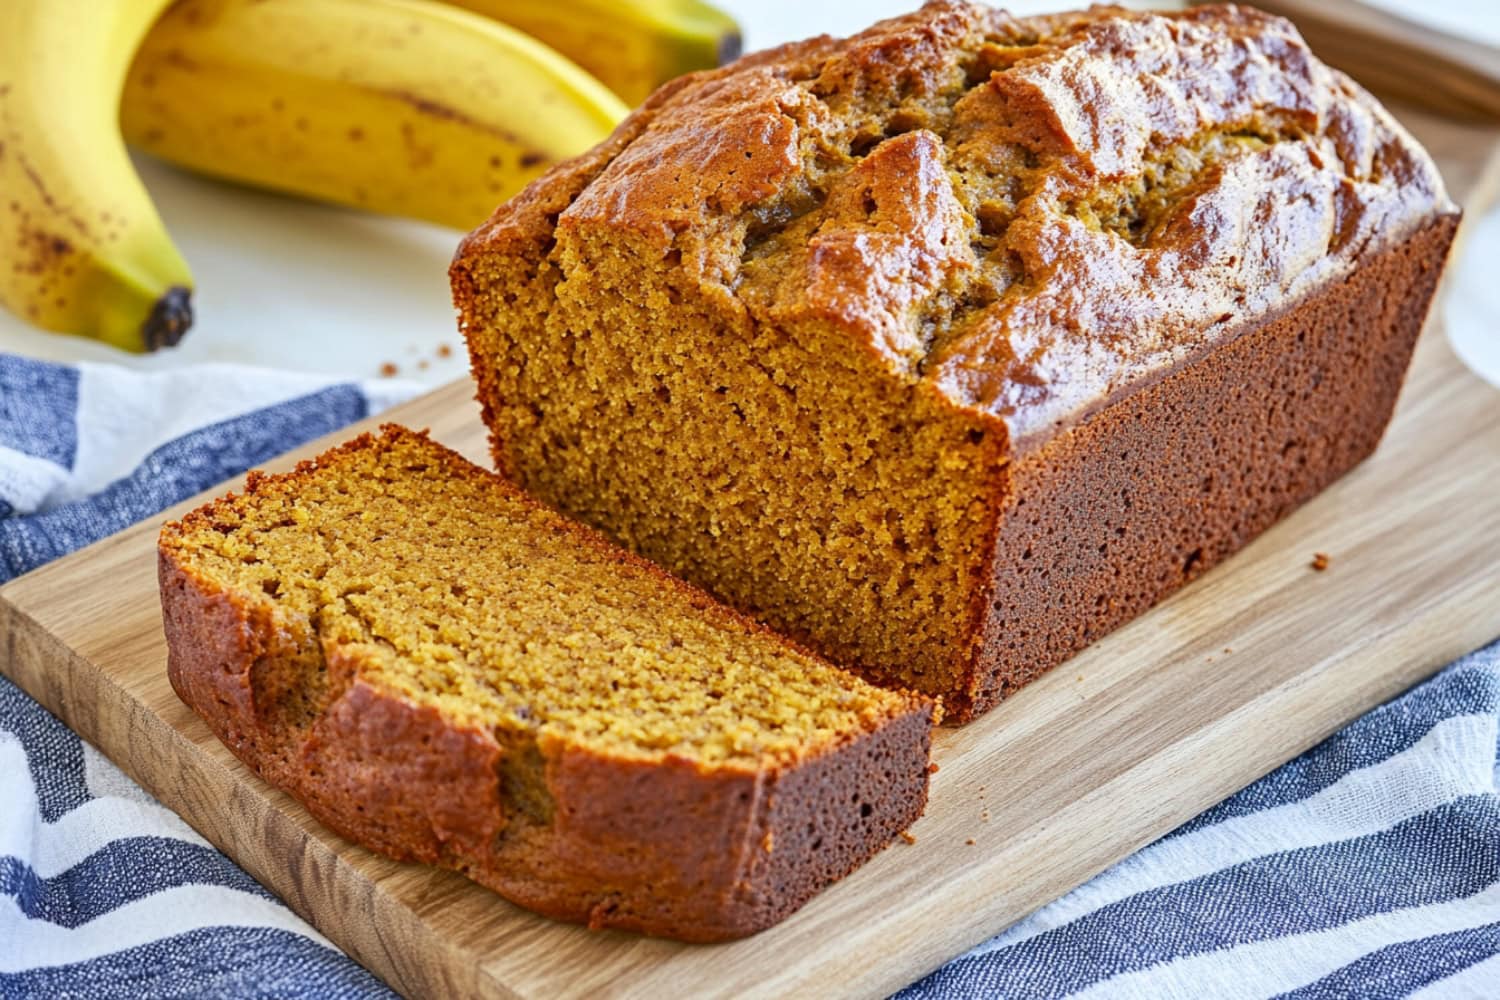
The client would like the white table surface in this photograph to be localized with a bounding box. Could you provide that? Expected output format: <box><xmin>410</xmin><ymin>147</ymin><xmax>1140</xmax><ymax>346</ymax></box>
<box><xmin>0</xmin><ymin>0</ymin><xmax>1497</xmax><ymax>391</ymax></box>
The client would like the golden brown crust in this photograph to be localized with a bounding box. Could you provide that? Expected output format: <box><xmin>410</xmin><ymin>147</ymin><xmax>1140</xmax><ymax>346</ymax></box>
<box><xmin>456</xmin><ymin>1</ymin><xmax>1453</xmax><ymax>444</ymax></box>
<box><xmin>159</xmin><ymin>428</ymin><xmax>933</xmax><ymax>940</ymax></box>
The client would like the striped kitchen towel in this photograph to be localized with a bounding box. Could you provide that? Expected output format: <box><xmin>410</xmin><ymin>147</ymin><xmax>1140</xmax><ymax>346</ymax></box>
<box><xmin>2</xmin><ymin>350</ymin><xmax>1498</xmax><ymax>998</ymax></box>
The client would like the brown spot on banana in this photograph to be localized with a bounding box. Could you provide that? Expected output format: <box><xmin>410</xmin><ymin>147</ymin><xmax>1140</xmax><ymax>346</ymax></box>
<box><xmin>160</xmin><ymin>48</ymin><xmax>201</xmax><ymax>72</ymax></box>
<box><xmin>376</xmin><ymin>88</ymin><xmax>527</xmax><ymax>148</ymax></box>
<box><xmin>15</xmin><ymin>226</ymin><xmax>74</xmax><ymax>277</ymax></box>
<box><xmin>398</xmin><ymin>122</ymin><xmax>435</xmax><ymax>170</ymax></box>
<box><xmin>16</xmin><ymin>150</ymin><xmax>92</xmax><ymax>238</ymax></box>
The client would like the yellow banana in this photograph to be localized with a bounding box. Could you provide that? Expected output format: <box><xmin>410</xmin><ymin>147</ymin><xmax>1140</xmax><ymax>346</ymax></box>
<box><xmin>441</xmin><ymin>0</ymin><xmax>742</xmax><ymax>105</ymax></box>
<box><xmin>0</xmin><ymin>0</ymin><xmax>194</xmax><ymax>352</ymax></box>
<box><xmin>121</xmin><ymin>0</ymin><xmax>628</xmax><ymax>233</ymax></box>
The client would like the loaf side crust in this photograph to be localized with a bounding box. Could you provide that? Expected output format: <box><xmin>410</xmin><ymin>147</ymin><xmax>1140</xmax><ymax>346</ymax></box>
<box><xmin>954</xmin><ymin>212</ymin><xmax>1458</xmax><ymax>718</ymax></box>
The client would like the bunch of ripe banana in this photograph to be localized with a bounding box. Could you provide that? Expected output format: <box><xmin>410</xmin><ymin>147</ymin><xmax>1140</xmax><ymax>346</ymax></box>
<box><xmin>0</xmin><ymin>0</ymin><xmax>739</xmax><ymax>352</ymax></box>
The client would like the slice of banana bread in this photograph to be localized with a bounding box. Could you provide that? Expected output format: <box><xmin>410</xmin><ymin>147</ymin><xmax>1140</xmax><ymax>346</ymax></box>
<box><xmin>158</xmin><ymin>425</ymin><xmax>932</xmax><ymax>941</ymax></box>
<box><xmin>451</xmin><ymin>1</ymin><xmax>1459</xmax><ymax>721</ymax></box>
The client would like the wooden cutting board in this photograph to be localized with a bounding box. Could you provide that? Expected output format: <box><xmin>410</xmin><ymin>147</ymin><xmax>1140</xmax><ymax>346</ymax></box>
<box><xmin>3</xmin><ymin>106</ymin><xmax>1500</xmax><ymax>998</ymax></box>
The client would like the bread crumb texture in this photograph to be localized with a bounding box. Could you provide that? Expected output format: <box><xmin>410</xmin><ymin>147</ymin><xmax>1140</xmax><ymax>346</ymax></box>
<box><xmin>160</xmin><ymin>426</ymin><xmax>913</xmax><ymax>768</ymax></box>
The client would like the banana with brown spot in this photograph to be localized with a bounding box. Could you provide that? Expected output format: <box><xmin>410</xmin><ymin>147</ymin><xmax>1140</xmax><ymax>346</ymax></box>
<box><xmin>0</xmin><ymin>0</ymin><xmax>194</xmax><ymax>352</ymax></box>
<box><xmin>122</xmin><ymin>0</ymin><xmax>629</xmax><ymax>232</ymax></box>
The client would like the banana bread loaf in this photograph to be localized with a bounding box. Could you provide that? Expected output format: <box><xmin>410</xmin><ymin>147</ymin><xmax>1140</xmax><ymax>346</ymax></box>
<box><xmin>158</xmin><ymin>425</ymin><xmax>933</xmax><ymax>940</ymax></box>
<box><xmin>452</xmin><ymin>1</ymin><xmax>1459</xmax><ymax>721</ymax></box>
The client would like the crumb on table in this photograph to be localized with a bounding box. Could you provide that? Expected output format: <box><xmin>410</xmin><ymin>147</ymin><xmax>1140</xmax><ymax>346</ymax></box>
<box><xmin>1311</xmin><ymin>552</ymin><xmax>1331</xmax><ymax>572</ymax></box>
<box><xmin>378</xmin><ymin>362</ymin><xmax>399</xmax><ymax>377</ymax></box>
<box><xmin>436</xmin><ymin>343</ymin><xmax>454</xmax><ymax>358</ymax></box>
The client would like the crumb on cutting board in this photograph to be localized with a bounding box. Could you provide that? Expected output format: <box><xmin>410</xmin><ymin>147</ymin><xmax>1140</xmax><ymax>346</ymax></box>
<box><xmin>900</xmin><ymin>831</ymin><xmax>917</xmax><ymax>845</ymax></box>
<box><xmin>1311</xmin><ymin>552</ymin><xmax>1331</xmax><ymax>572</ymax></box>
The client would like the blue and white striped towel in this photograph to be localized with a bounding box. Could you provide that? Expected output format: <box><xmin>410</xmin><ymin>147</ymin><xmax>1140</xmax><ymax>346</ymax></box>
<box><xmin>1</xmin><ymin>350</ymin><xmax>1497</xmax><ymax>998</ymax></box>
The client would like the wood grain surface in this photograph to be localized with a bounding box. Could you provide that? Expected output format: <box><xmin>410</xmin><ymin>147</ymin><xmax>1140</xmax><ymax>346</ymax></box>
<box><xmin>2</xmin><ymin>112</ymin><xmax>1499</xmax><ymax>1000</ymax></box>
<box><xmin>1247</xmin><ymin>0</ymin><xmax>1500</xmax><ymax>124</ymax></box>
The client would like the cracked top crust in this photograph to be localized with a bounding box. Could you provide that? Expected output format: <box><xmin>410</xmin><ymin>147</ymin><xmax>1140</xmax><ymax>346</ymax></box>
<box><xmin>460</xmin><ymin>1</ymin><xmax>1454</xmax><ymax>447</ymax></box>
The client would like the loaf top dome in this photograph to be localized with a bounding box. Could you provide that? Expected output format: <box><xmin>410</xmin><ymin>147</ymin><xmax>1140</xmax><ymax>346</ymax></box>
<box><xmin>459</xmin><ymin>1</ymin><xmax>1453</xmax><ymax>447</ymax></box>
